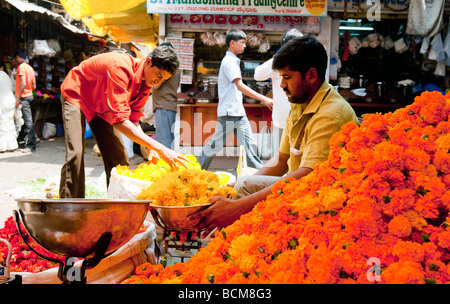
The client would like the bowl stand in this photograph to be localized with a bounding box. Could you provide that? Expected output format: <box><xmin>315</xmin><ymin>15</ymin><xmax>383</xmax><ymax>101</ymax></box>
<box><xmin>13</xmin><ymin>210</ymin><xmax>113</xmax><ymax>284</ymax></box>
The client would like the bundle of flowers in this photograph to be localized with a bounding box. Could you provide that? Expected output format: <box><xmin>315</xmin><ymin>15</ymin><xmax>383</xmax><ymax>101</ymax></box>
<box><xmin>0</xmin><ymin>217</ymin><xmax>62</xmax><ymax>273</ymax></box>
<box><xmin>115</xmin><ymin>154</ymin><xmax>201</xmax><ymax>183</ymax></box>
<box><xmin>136</xmin><ymin>169</ymin><xmax>236</xmax><ymax>207</ymax></box>
<box><xmin>122</xmin><ymin>91</ymin><xmax>450</xmax><ymax>284</ymax></box>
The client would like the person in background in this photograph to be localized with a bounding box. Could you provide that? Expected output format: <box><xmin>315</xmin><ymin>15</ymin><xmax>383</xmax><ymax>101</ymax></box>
<box><xmin>152</xmin><ymin>42</ymin><xmax>181</xmax><ymax>149</ymax></box>
<box><xmin>191</xmin><ymin>36</ymin><xmax>359</xmax><ymax>237</ymax></box>
<box><xmin>0</xmin><ymin>60</ymin><xmax>18</xmax><ymax>152</ymax></box>
<box><xmin>10</xmin><ymin>49</ymin><xmax>37</xmax><ymax>152</ymax></box>
<box><xmin>59</xmin><ymin>45</ymin><xmax>189</xmax><ymax>198</ymax></box>
<box><xmin>421</xmin><ymin>72</ymin><xmax>444</xmax><ymax>94</ymax></box>
<box><xmin>254</xmin><ymin>29</ymin><xmax>303</xmax><ymax>154</ymax></box>
<box><xmin>197</xmin><ymin>29</ymin><xmax>273</xmax><ymax>170</ymax></box>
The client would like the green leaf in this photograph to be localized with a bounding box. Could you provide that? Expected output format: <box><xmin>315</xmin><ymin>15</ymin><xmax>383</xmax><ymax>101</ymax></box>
<box><xmin>207</xmin><ymin>274</ymin><xmax>215</xmax><ymax>284</ymax></box>
<box><xmin>382</xmin><ymin>196</ymin><xmax>392</xmax><ymax>203</ymax></box>
<box><xmin>288</xmin><ymin>210</ymin><xmax>298</xmax><ymax>216</ymax></box>
<box><xmin>338</xmin><ymin>167</ymin><xmax>346</xmax><ymax>173</ymax></box>
<box><xmin>416</xmin><ymin>189</ymin><xmax>430</xmax><ymax>196</ymax></box>
<box><xmin>420</xmin><ymin>233</ymin><xmax>430</xmax><ymax>243</ymax></box>
<box><xmin>289</xmin><ymin>238</ymin><xmax>298</xmax><ymax>249</ymax></box>
<box><xmin>429</xmin><ymin>264</ymin><xmax>439</xmax><ymax>272</ymax></box>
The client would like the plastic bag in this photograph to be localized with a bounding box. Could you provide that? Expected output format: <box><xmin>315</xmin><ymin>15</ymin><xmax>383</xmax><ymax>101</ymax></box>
<box><xmin>107</xmin><ymin>167</ymin><xmax>152</xmax><ymax>200</ymax></box>
<box><xmin>32</xmin><ymin>40</ymin><xmax>56</xmax><ymax>57</ymax></box>
<box><xmin>42</xmin><ymin>122</ymin><xmax>56</xmax><ymax>139</ymax></box>
<box><xmin>257</xmin><ymin>126</ymin><xmax>273</xmax><ymax>160</ymax></box>
<box><xmin>236</xmin><ymin>145</ymin><xmax>258</xmax><ymax>179</ymax></box>
<box><xmin>431</xmin><ymin>34</ymin><xmax>445</xmax><ymax>62</ymax></box>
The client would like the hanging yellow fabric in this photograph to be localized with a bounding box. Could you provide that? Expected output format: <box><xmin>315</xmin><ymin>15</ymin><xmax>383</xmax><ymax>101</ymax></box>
<box><xmin>59</xmin><ymin>0</ymin><xmax>158</xmax><ymax>45</ymax></box>
<box><xmin>59</xmin><ymin>0</ymin><xmax>146</xmax><ymax>20</ymax></box>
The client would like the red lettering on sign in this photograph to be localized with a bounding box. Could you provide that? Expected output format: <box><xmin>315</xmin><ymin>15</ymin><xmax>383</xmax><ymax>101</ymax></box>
<box><xmin>203</xmin><ymin>14</ymin><xmax>214</xmax><ymax>24</ymax></box>
<box><xmin>170</xmin><ymin>14</ymin><xmax>184</xmax><ymax>23</ymax></box>
<box><xmin>214</xmin><ymin>15</ymin><xmax>228</xmax><ymax>25</ymax></box>
<box><xmin>229</xmin><ymin>15</ymin><xmax>241</xmax><ymax>25</ymax></box>
<box><xmin>189</xmin><ymin>14</ymin><xmax>202</xmax><ymax>23</ymax></box>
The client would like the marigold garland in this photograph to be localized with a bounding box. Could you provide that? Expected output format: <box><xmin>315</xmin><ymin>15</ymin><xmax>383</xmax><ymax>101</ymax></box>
<box><xmin>122</xmin><ymin>91</ymin><xmax>450</xmax><ymax>284</ymax></box>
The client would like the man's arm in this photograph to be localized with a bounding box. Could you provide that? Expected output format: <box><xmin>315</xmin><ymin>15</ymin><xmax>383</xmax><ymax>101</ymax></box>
<box><xmin>15</xmin><ymin>74</ymin><xmax>26</xmax><ymax>108</ymax></box>
<box><xmin>32</xmin><ymin>75</ymin><xmax>36</xmax><ymax>90</ymax></box>
<box><xmin>254</xmin><ymin>58</ymin><xmax>274</xmax><ymax>81</ymax></box>
<box><xmin>114</xmin><ymin>120</ymin><xmax>188</xmax><ymax>170</ymax></box>
<box><xmin>234</xmin><ymin>78</ymin><xmax>273</xmax><ymax>111</ymax></box>
<box><xmin>255</xmin><ymin>150</ymin><xmax>290</xmax><ymax>176</ymax></box>
<box><xmin>190</xmin><ymin>158</ymin><xmax>313</xmax><ymax>238</ymax></box>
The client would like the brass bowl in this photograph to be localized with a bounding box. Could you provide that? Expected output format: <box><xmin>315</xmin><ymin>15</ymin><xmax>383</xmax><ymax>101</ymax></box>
<box><xmin>15</xmin><ymin>198</ymin><xmax>149</xmax><ymax>258</ymax></box>
<box><xmin>149</xmin><ymin>204</ymin><xmax>211</xmax><ymax>232</ymax></box>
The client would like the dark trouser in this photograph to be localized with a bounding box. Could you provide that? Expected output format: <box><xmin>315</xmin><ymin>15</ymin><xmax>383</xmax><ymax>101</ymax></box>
<box><xmin>59</xmin><ymin>95</ymin><xmax>129</xmax><ymax>198</ymax></box>
<box><xmin>18</xmin><ymin>96</ymin><xmax>37</xmax><ymax>150</ymax></box>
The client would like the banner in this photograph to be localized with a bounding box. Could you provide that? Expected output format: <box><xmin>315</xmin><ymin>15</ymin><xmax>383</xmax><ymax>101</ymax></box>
<box><xmin>147</xmin><ymin>0</ymin><xmax>328</xmax><ymax>16</ymax></box>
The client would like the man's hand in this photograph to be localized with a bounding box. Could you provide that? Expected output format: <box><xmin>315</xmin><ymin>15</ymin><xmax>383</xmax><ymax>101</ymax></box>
<box><xmin>189</xmin><ymin>196</ymin><xmax>246</xmax><ymax>238</ymax></box>
<box><xmin>261</xmin><ymin>97</ymin><xmax>273</xmax><ymax>111</ymax></box>
<box><xmin>156</xmin><ymin>146</ymin><xmax>189</xmax><ymax>171</ymax></box>
<box><xmin>147</xmin><ymin>149</ymin><xmax>159</xmax><ymax>164</ymax></box>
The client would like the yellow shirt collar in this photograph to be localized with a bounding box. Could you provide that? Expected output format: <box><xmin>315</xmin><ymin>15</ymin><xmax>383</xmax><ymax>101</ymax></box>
<box><xmin>303</xmin><ymin>80</ymin><xmax>331</xmax><ymax>114</ymax></box>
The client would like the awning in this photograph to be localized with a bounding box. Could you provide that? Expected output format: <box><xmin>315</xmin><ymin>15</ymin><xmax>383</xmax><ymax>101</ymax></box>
<box><xmin>3</xmin><ymin>0</ymin><xmax>88</xmax><ymax>36</ymax></box>
<box><xmin>59</xmin><ymin>0</ymin><xmax>159</xmax><ymax>46</ymax></box>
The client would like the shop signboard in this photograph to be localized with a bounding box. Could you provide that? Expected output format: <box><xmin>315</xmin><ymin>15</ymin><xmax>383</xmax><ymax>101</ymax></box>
<box><xmin>147</xmin><ymin>0</ymin><xmax>328</xmax><ymax>16</ymax></box>
<box><xmin>167</xmin><ymin>13</ymin><xmax>321</xmax><ymax>32</ymax></box>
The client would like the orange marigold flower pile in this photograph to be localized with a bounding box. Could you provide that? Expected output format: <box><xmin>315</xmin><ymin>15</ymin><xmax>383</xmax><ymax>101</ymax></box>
<box><xmin>122</xmin><ymin>91</ymin><xmax>450</xmax><ymax>284</ymax></box>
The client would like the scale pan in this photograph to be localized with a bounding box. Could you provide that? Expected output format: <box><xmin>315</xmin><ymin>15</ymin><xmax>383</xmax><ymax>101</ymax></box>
<box><xmin>15</xmin><ymin>198</ymin><xmax>149</xmax><ymax>258</ymax></box>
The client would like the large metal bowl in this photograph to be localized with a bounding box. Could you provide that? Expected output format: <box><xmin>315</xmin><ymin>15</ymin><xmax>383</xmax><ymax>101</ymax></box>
<box><xmin>149</xmin><ymin>204</ymin><xmax>211</xmax><ymax>232</ymax></box>
<box><xmin>15</xmin><ymin>198</ymin><xmax>150</xmax><ymax>258</ymax></box>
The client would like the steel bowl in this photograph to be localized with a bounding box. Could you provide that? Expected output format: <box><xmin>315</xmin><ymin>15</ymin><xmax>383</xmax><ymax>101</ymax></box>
<box><xmin>195</xmin><ymin>98</ymin><xmax>211</xmax><ymax>103</ymax></box>
<box><xmin>149</xmin><ymin>204</ymin><xmax>211</xmax><ymax>232</ymax></box>
<box><xmin>15</xmin><ymin>198</ymin><xmax>150</xmax><ymax>258</ymax></box>
<box><xmin>244</xmin><ymin>98</ymin><xmax>260</xmax><ymax>104</ymax></box>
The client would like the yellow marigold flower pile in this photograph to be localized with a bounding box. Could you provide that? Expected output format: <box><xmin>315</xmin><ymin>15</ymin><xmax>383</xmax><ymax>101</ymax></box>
<box><xmin>136</xmin><ymin>169</ymin><xmax>236</xmax><ymax>206</ymax></box>
<box><xmin>115</xmin><ymin>154</ymin><xmax>201</xmax><ymax>183</ymax></box>
<box><xmin>122</xmin><ymin>91</ymin><xmax>450</xmax><ymax>284</ymax></box>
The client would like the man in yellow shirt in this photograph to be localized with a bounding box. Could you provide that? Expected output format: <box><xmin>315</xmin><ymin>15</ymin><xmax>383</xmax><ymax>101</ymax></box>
<box><xmin>191</xmin><ymin>36</ymin><xmax>359</xmax><ymax>237</ymax></box>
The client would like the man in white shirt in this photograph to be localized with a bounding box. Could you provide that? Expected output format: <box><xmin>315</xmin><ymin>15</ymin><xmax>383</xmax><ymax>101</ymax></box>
<box><xmin>254</xmin><ymin>29</ymin><xmax>303</xmax><ymax>154</ymax></box>
<box><xmin>198</xmin><ymin>29</ymin><xmax>273</xmax><ymax>170</ymax></box>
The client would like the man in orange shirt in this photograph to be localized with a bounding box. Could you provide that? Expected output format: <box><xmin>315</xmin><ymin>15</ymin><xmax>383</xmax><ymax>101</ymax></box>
<box><xmin>59</xmin><ymin>45</ymin><xmax>189</xmax><ymax>198</ymax></box>
<box><xmin>11</xmin><ymin>49</ymin><xmax>37</xmax><ymax>152</ymax></box>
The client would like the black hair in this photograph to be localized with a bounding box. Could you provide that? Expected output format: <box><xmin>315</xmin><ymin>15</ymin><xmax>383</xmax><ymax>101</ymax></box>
<box><xmin>148</xmin><ymin>45</ymin><xmax>179</xmax><ymax>75</ymax></box>
<box><xmin>14</xmin><ymin>49</ymin><xmax>27</xmax><ymax>59</ymax></box>
<box><xmin>225</xmin><ymin>29</ymin><xmax>247</xmax><ymax>47</ymax></box>
<box><xmin>272</xmin><ymin>36</ymin><xmax>327</xmax><ymax>80</ymax></box>
<box><xmin>160</xmin><ymin>42</ymin><xmax>174</xmax><ymax>48</ymax></box>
